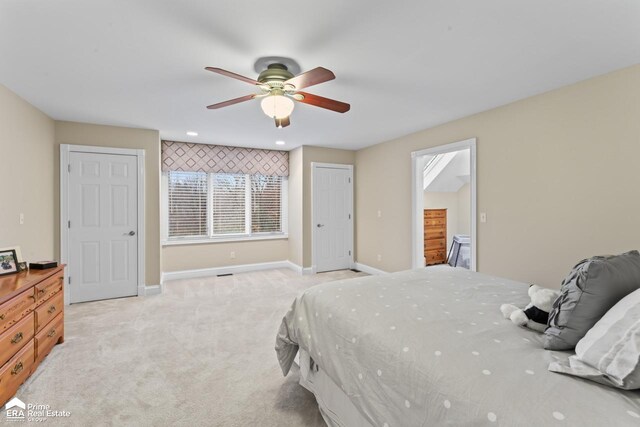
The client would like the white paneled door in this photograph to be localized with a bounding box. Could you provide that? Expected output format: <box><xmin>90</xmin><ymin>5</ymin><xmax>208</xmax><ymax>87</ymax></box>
<box><xmin>68</xmin><ymin>152</ymin><xmax>139</xmax><ymax>303</ymax></box>
<box><xmin>313</xmin><ymin>164</ymin><xmax>353</xmax><ymax>273</ymax></box>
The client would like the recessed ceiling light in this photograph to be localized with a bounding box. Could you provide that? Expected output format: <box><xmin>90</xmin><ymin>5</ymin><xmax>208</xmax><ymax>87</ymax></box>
<box><xmin>275</xmin><ymin>140</ymin><xmax>285</xmax><ymax>145</ymax></box>
<box><xmin>186</xmin><ymin>131</ymin><xmax>198</xmax><ymax>136</ymax></box>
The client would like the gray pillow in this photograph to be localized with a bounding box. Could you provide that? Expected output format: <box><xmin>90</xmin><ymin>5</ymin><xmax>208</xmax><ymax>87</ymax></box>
<box><xmin>544</xmin><ymin>250</ymin><xmax>640</xmax><ymax>350</ymax></box>
<box><xmin>548</xmin><ymin>288</ymin><xmax>640</xmax><ymax>389</ymax></box>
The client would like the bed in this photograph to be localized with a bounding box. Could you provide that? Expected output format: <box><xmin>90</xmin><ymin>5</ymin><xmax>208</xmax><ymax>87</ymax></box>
<box><xmin>276</xmin><ymin>266</ymin><xmax>640</xmax><ymax>426</ymax></box>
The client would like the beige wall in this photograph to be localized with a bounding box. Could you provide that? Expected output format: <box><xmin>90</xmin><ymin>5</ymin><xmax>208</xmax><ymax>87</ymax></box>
<box><xmin>162</xmin><ymin>239</ymin><xmax>289</xmax><ymax>272</ymax></box>
<box><xmin>356</xmin><ymin>65</ymin><xmax>640</xmax><ymax>288</ymax></box>
<box><xmin>0</xmin><ymin>84</ymin><xmax>351</xmax><ymax>281</ymax></box>
<box><xmin>288</xmin><ymin>147</ymin><xmax>303</xmax><ymax>266</ymax></box>
<box><xmin>457</xmin><ymin>183</ymin><xmax>471</xmax><ymax>235</ymax></box>
<box><xmin>161</xmin><ymin>146</ymin><xmax>299</xmax><ymax>274</ymax></box>
<box><xmin>161</xmin><ymin>145</ymin><xmax>355</xmax><ymax>272</ymax></box>
<box><xmin>7</xmin><ymin>64</ymin><xmax>637</xmax><ymax>288</ymax></box>
<box><xmin>0</xmin><ymin>84</ymin><xmax>56</xmax><ymax>262</ymax></box>
<box><xmin>302</xmin><ymin>146</ymin><xmax>356</xmax><ymax>268</ymax></box>
<box><xmin>55</xmin><ymin>121</ymin><xmax>161</xmax><ymax>285</ymax></box>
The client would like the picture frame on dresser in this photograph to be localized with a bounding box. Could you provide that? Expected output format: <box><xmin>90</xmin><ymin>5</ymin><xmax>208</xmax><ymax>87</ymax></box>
<box><xmin>0</xmin><ymin>249</ymin><xmax>19</xmax><ymax>276</ymax></box>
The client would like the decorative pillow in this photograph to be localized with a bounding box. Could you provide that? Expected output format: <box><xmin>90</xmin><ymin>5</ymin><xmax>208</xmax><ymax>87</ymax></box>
<box><xmin>544</xmin><ymin>250</ymin><xmax>640</xmax><ymax>350</ymax></box>
<box><xmin>548</xmin><ymin>288</ymin><xmax>640</xmax><ymax>389</ymax></box>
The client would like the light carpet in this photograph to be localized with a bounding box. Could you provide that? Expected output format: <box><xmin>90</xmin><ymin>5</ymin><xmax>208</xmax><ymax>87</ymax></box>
<box><xmin>11</xmin><ymin>268</ymin><xmax>365</xmax><ymax>426</ymax></box>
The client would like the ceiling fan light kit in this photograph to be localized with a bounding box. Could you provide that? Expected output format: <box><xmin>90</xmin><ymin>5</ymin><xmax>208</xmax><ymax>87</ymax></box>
<box><xmin>274</xmin><ymin>117</ymin><xmax>290</xmax><ymax>129</ymax></box>
<box><xmin>205</xmin><ymin>60</ymin><xmax>350</xmax><ymax>128</ymax></box>
<box><xmin>260</xmin><ymin>92</ymin><xmax>295</xmax><ymax>119</ymax></box>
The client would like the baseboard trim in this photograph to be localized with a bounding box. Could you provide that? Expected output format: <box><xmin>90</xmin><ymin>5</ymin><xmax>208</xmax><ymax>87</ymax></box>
<box><xmin>284</xmin><ymin>262</ymin><xmax>315</xmax><ymax>275</ymax></box>
<box><xmin>162</xmin><ymin>260</ymin><xmax>293</xmax><ymax>282</ymax></box>
<box><xmin>352</xmin><ymin>262</ymin><xmax>387</xmax><ymax>276</ymax></box>
<box><xmin>286</xmin><ymin>261</ymin><xmax>303</xmax><ymax>274</ymax></box>
<box><xmin>144</xmin><ymin>284</ymin><xmax>163</xmax><ymax>296</ymax></box>
<box><xmin>138</xmin><ymin>284</ymin><xmax>163</xmax><ymax>296</ymax></box>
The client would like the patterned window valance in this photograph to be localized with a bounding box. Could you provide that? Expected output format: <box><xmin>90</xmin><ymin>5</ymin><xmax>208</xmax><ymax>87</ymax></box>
<box><xmin>161</xmin><ymin>141</ymin><xmax>289</xmax><ymax>177</ymax></box>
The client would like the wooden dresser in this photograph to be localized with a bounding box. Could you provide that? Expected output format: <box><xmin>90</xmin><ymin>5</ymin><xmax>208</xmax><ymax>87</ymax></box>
<box><xmin>424</xmin><ymin>209</ymin><xmax>447</xmax><ymax>265</ymax></box>
<box><xmin>0</xmin><ymin>266</ymin><xmax>64</xmax><ymax>405</ymax></box>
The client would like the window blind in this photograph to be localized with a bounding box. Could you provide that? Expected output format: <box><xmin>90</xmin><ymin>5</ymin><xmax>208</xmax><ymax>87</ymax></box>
<box><xmin>251</xmin><ymin>175</ymin><xmax>282</xmax><ymax>233</ymax></box>
<box><xmin>165</xmin><ymin>171</ymin><xmax>286</xmax><ymax>240</ymax></box>
<box><xmin>211</xmin><ymin>174</ymin><xmax>246</xmax><ymax>234</ymax></box>
<box><xmin>167</xmin><ymin>171</ymin><xmax>208</xmax><ymax>238</ymax></box>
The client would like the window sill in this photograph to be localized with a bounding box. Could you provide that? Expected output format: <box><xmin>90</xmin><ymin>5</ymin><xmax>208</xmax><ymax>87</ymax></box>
<box><xmin>162</xmin><ymin>234</ymin><xmax>288</xmax><ymax>247</ymax></box>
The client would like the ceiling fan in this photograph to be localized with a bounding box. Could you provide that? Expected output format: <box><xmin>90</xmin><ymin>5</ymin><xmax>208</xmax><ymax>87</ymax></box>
<box><xmin>205</xmin><ymin>63</ymin><xmax>350</xmax><ymax>128</ymax></box>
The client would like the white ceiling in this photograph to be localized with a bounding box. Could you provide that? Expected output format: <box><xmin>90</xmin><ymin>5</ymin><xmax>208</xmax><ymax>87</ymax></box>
<box><xmin>424</xmin><ymin>150</ymin><xmax>470</xmax><ymax>192</ymax></box>
<box><xmin>1</xmin><ymin>1</ymin><xmax>638</xmax><ymax>151</ymax></box>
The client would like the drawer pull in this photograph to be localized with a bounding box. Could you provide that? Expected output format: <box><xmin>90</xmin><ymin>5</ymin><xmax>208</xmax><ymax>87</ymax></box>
<box><xmin>0</xmin><ymin>314</ymin><xmax>5</xmax><ymax>320</ymax></box>
<box><xmin>47</xmin><ymin>328</ymin><xmax>56</xmax><ymax>338</ymax></box>
<box><xmin>11</xmin><ymin>332</ymin><xmax>23</xmax><ymax>344</ymax></box>
<box><xmin>47</xmin><ymin>305</ymin><xmax>56</xmax><ymax>314</ymax></box>
<box><xmin>11</xmin><ymin>362</ymin><xmax>23</xmax><ymax>375</ymax></box>
<box><xmin>38</xmin><ymin>289</ymin><xmax>47</xmax><ymax>295</ymax></box>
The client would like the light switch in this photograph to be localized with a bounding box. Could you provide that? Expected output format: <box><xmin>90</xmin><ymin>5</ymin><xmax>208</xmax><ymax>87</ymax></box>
<box><xmin>377</xmin><ymin>254</ymin><xmax>382</xmax><ymax>262</ymax></box>
<box><xmin>480</xmin><ymin>212</ymin><xmax>487</xmax><ymax>223</ymax></box>
<box><xmin>230</xmin><ymin>251</ymin><xmax>236</xmax><ymax>259</ymax></box>
<box><xmin>19</xmin><ymin>213</ymin><xmax>24</xmax><ymax>225</ymax></box>
<box><xmin>377</xmin><ymin>210</ymin><xmax>382</xmax><ymax>218</ymax></box>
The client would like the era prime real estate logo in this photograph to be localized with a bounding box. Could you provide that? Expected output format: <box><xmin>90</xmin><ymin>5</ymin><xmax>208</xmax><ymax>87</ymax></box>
<box><xmin>4</xmin><ymin>397</ymin><xmax>71</xmax><ymax>422</ymax></box>
<box><xmin>5</xmin><ymin>398</ymin><xmax>26</xmax><ymax>421</ymax></box>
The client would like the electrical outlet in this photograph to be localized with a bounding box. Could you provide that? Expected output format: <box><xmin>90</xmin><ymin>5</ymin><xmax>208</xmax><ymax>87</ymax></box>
<box><xmin>377</xmin><ymin>254</ymin><xmax>382</xmax><ymax>262</ymax></box>
<box><xmin>377</xmin><ymin>210</ymin><xmax>382</xmax><ymax>218</ymax></box>
<box><xmin>230</xmin><ymin>251</ymin><xmax>236</xmax><ymax>259</ymax></box>
<box><xmin>19</xmin><ymin>213</ymin><xmax>24</xmax><ymax>225</ymax></box>
<box><xmin>480</xmin><ymin>212</ymin><xmax>487</xmax><ymax>223</ymax></box>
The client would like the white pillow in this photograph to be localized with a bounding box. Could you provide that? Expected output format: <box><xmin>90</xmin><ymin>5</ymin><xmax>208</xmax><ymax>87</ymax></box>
<box><xmin>548</xmin><ymin>287</ymin><xmax>640</xmax><ymax>389</ymax></box>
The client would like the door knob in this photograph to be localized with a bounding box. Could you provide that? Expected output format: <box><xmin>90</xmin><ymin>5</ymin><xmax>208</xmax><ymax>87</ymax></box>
<box><xmin>128</xmin><ymin>231</ymin><xmax>136</xmax><ymax>236</ymax></box>
<box><xmin>317</xmin><ymin>224</ymin><xmax>324</xmax><ymax>228</ymax></box>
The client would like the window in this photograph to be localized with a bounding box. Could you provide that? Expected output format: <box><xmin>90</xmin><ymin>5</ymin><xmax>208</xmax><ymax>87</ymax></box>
<box><xmin>251</xmin><ymin>175</ymin><xmax>282</xmax><ymax>233</ymax></box>
<box><xmin>167</xmin><ymin>171</ymin><xmax>208</xmax><ymax>238</ymax></box>
<box><xmin>165</xmin><ymin>171</ymin><xmax>287</xmax><ymax>241</ymax></box>
<box><xmin>211</xmin><ymin>173</ymin><xmax>246</xmax><ymax>235</ymax></box>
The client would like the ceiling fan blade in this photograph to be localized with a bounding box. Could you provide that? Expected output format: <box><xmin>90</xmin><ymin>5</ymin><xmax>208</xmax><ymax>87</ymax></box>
<box><xmin>275</xmin><ymin>116</ymin><xmax>291</xmax><ymax>128</ymax></box>
<box><xmin>295</xmin><ymin>92</ymin><xmax>350</xmax><ymax>113</ymax></box>
<box><xmin>205</xmin><ymin>67</ymin><xmax>260</xmax><ymax>85</ymax></box>
<box><xmin>206</xmin><ymin>94</ymin><xmax>256</xmax><ymax>109</ymax></box>
<box><xmin>284</xmin><ymin>67</ymin><xmax>335</xmax><ymax>90</ymax></box>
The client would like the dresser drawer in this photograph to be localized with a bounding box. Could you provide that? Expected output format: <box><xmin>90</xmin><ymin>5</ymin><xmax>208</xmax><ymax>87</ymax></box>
<box><xmin>35</xmin><ymin>272</ymin><xmax>64</xmax><ymax>306</ymax></box>
<box><xmin>424</xmin><ymin>218</ymin><xmax>446</xmax><ymax>227</ymax></box>
<box><xmin>425</xmin><ymin>228</ymin><xmax>446</xmax><ymax>240</ymax></box>
<box><xmin>0</xmin><ymin>289</ymin><xmax>35</xmax><ymax>334</ymax></box>
<box><xmin>424</xmin><ymin>210</ymin><xmax>446</xmax><ymax>219</ymax></box>
<box><xmin>0</xmin><ymin>312</ymin><xmax>34</xmax><ymax>368</ymax></box>
<box><xmin>35</xmin><ymin>313</ymin><xmax>63</xmax><ymax>366</ymax></box>
<box><xmin>35</xmin><ymin>292</ymin><xmax>63</xmax><ymax>333</ymax></box>
<box><xmin>426</xmin><ymin>249</ymin><xmax>447</xmax><ymax>265</ymax></box>
<box><xmin>425</xmin><ymin>238</ymin><xmax>447</xmax><ymax>251</ymax></box>
<box><xmin>0</xmin><ymin>338</ymin><xmax>35</xmax><ymax>405</ymax></box>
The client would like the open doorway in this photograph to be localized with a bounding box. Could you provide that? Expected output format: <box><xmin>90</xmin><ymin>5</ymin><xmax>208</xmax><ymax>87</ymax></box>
<box><xmin>423</xmin><ymin>149</ymin><xmax>471</xmax><ymax>267</ymax></box>
<box><xmin>411</xmin><ymin>138</ymin><xmax>477</xmax><ymax>271</ymax></box>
